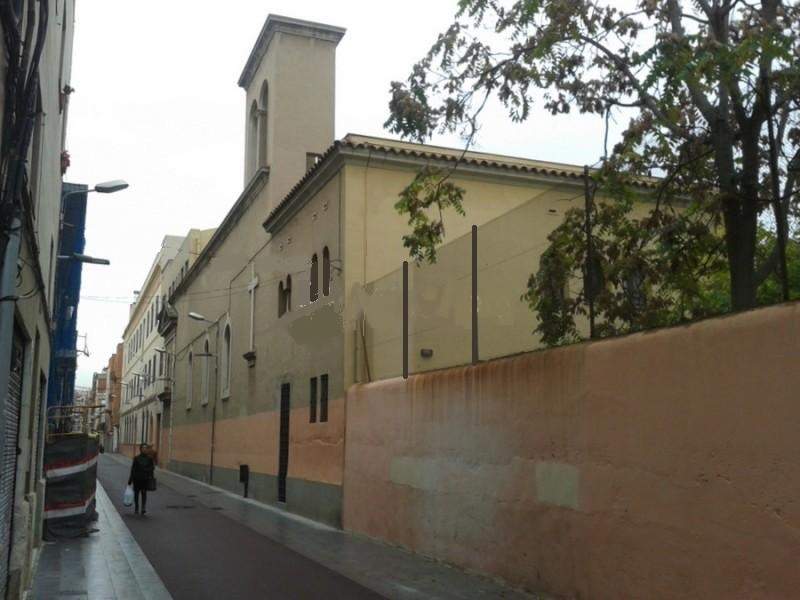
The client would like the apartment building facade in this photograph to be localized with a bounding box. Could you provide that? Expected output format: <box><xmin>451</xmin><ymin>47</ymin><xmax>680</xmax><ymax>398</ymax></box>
<box><xmin>119</xmin><ymin>230</ymin><xmax>214</xmax><ymax>461</ymax></box>
<box><xmin>107</xmin><ymin>343</ymin><xmax>123</xmax><ymax>451</ymax></box>
<box><xmin>89</xmin><ymin>367</ymin><xmax>109</xmax><ymax>438</ymax></box>
<box><xmin>0</xmin><ymin>2</ymin><xmax>79</xmax><ymax>597</ymax></box>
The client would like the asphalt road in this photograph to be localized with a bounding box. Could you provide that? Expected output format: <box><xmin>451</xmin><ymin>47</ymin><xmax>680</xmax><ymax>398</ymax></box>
<box><xmin>98</xmin><ymin>455</ymin><xmax>383</xmax><ymax>600</ymax></box>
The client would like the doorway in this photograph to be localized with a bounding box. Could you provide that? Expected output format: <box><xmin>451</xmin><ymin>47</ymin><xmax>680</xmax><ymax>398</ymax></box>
<box><xmin>278</xmin><ymin>383</ymin><xmax>290</xmax><ymax>503</ymax></box>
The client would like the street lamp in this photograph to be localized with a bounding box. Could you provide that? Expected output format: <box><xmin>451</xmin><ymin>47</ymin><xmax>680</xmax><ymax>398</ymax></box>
<box><xmin>187</xmin><ymin>310</ymin><xmax>222</xmax><ymax>484</ymax></box>
<box><xmin>57</xmin><ymin>253</ymin><xmax>111</xmax><ymax>265</ymax></box>
<box><xmin>60</xmin><ymin>179</ymin><xmax>129</xmax><ymax>229</ymax></box>
<box><xmin>62</xmin><ymin>179</ymin><xmax>129</xmax><ymax>202</ymax></box>
<box><xmin>188</xmin><ymin>312</ymin><xmax>212</xmax><ymax>323</ymax></box>
<box><xmin>93</xmin><ymin>180</ymin><xmax>129</xmax><ymax>194</ymax></box>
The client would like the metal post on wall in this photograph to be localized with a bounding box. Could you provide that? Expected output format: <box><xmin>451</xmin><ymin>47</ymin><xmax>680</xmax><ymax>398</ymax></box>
<box><xmin>584</xmin><ymin>165</ymin><xmax>597</xmax><ymax>339</ymax></box>
<box><xmin>472</xmin><ymin>225</ymin><xmax>479</xmax><ymax>364</ymax></box>
<box><xmin>402</xmin><ymin>261</ymin><xmax>408</xmax><ymax>379</ymax></box>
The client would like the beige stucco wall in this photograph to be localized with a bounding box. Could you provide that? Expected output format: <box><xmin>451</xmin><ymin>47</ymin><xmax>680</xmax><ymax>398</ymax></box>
<box><xmin>343</xmin><ymin>301</ymin><xmax>800</xmax><ymax>599</ymax></box>
<box><xmin>165</xmin><ymin>19</ymin><xmax>345</xmax><ymax>522</ymax></box>
<box><xmin>169</xmin><ymin>171</ymin><xmax>346</xmax><ymax>522</ymax></box>
<box><xmin>341</xmin><ymin>159</ymin><xmax>622</xmax><ymax>383</ymax></box>
<box><xmin>243</xmin><ymin>29</ymin><xmax>338</xmax><ymax>209</ymax></box>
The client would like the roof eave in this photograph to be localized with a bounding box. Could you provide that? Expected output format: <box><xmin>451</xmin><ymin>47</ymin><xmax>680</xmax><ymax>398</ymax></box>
<box><xmin>173</xmin><ymin>168</ymin><xmax>270</xmax><ymax>302</ymax></box>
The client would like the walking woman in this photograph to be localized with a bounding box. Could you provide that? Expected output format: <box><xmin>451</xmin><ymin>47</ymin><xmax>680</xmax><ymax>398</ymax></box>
<box><xmin>128</xmin><ymin>443</ymin><xmax>155</xmax><ymax>515</ymax></box>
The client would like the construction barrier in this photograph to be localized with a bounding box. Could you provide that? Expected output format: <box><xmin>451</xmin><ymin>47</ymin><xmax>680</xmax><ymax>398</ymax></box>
<box><xmin>42</xmin><ymin>432</ymin><xmax>99</xmax><ymax>539</ymax></box>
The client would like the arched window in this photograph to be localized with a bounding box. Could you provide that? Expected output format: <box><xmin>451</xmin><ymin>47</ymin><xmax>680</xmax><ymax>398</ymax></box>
<box><xmin>278</xmin><ymin>281</ymin><xmax>286</xmax><ymax>317</ymax></box>
<box><xmin>310</xmin><ymin>254</ymin><xmax>319</xmax><ymax>302</ymax></box>
<box><xmin>222</xmin><ymin>324</ymin><xmax>232</xmax><ymax>396</ymax></box>
<box><xmin>322</xmin><ymin>247</ymin><xmax>331</xmax><ymax>296</ymax></box>
<box><xmin>186</xmin><ymin>351</ymin><xmax>193</xmax><ymax>409</ymax></box>
<box><xmin>258</xmin><ymin>81</ymin><xmax>269</xmax><ymax>168</ymax></box>
<box><xmin>285</xmin><ymin>275</ymin><xmax>292</xmax><ymax>312</ymax></box>
<box><xmin>247</xmin><ymin>100</ymin><xmax>259</xmax><ymax>177</ymax></box>
<box><xmin>202</xmin><ymin>339</ymin><xmax>210</xmax><ymax>405</ymax></box>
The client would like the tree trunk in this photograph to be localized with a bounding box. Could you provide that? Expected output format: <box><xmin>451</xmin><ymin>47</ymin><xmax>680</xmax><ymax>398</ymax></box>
<box><xmin>723</xmin><ymin>201</ymin><xmax>758</xmax><ymax>311</ymax></box>
<box><xmin>716</xmin><ymin>113</ymin><xmax>761</xmax><ymax>312</ymax></box>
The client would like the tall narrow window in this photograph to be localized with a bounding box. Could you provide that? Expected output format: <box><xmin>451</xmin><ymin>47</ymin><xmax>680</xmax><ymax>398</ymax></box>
<box><xmin>322</xmin><ymin>247</ymin><xmax>331</xmax><ymax>297</ymax></box>
<box><xmin>278</xmin><ymin>281</ymin><xmax>286</xmax><ymax>317</ymax></box>
<box><xmin>186</xmin><ymin>352</ymin><xmax>193</xmax><ymax>409</ymax></box>
<box><xmin>248</xmin><ymin>100</ymin><xmax>259</xmax><ymax>176</ymax></box>
<box><xmin>310</xmin><ymin>254</ymin><xmax>319</xmax><ymax>302</ymax></box>
<box><xmin>202</xmin><ymin>339</ymin><xmax>210</xmax><ymax>405</ymax></box>
<box><xmin>320</xmin><ymin>374</ymin><xmax>329</xmax><ymax>423</ymax></box>
<box><xmin>309</xmin><ymin>377</ymin><xmax>318</xmax><ymax>423</ymax></box>
<box><xmin>222</xmin><ymin>324</ymin><xmax>231</xmax><ymax>396</ymax></box>
<box><xmin>285</xmin><ymin>276</ymin><xmax>292</xmax><ymax>313</ymax></box>
<box><xmin>258</xmin><ymin>81</ymin><xmax>269</xmax><ymax>167</ymax></box>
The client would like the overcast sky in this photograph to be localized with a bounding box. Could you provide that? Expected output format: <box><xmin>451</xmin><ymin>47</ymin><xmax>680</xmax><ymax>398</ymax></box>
<box><xmin>69</xmin><ymin>1</ymin><xmax>622</xmax><ymax>387</ymax></box>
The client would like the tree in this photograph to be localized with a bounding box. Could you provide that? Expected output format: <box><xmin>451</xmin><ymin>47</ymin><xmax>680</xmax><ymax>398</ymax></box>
<box><xmin>386</xmin><ymin>0</ymin><xmax>800</xmax><ymax>319</ymax></box>
<box><xmin>520</xmin><ymin>195</ymin><xmax>799</xmax><ymax>345</ymax></box>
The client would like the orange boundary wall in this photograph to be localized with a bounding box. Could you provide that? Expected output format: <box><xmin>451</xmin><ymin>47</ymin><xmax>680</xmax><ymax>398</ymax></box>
<box><xmin>167</xmin><ymin>398</ymin><xmax>345</xmax><ymax>485</ymax></box>
<box><xmin>342</xmin><ymin>302</ymin><xmax>800</xmax><ymax>599</ymax></box>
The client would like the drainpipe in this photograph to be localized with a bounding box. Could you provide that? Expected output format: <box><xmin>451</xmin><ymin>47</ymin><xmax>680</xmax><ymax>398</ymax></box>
<box><xmin>208</xmin><ymin>324</ymin><xmax>220</xmax><ymax>485</ymax></box>
<box><xmin>168</xmin><ymin>343</ymin><xmax>174</xmax><ymax>469</ymax></box>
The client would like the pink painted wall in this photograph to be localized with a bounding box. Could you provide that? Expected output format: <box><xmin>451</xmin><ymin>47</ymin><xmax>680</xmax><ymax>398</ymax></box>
<box><xmin>167</xmin><ymin>399</ymin><xmax>346</xmax><ymax>485</ymax></box>
<box><xmin>343</xmin><ymin>302</ymin><xmax>800</xmax><ymax>599</ymax></box>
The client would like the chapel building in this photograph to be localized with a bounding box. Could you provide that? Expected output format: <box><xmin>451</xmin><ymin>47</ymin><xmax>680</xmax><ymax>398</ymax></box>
<box><xmin>165</xmin><ymin>14</ymin><xmax>654</xmax><ymax>525</ymax></box>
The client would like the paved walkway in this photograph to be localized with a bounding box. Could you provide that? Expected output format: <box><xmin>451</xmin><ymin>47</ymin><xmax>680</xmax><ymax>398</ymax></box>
<box><xmin>32</xmin><ymin>480</ymin><xmax>170</xmax><ymax>600</ymax></box>
<box><xmin>100</xmin><ymin>453</ymin><xmax>539</xmax><ymax>600</ymax></box>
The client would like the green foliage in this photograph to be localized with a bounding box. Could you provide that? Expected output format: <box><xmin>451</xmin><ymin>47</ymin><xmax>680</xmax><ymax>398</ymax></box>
<box><xmin>387</xmin><ymin>0</ymin><xmax>800</xmax><ymax>322</ymax></box>
<box><xmin>522</xmin><ymin>192</ymin><xmax>800</xmax><ymax>346</ymax></box>
<box><xmin>522</xmin><ymin>188</ymin><xmax>727</xmax><ymax>345</ymax></box>
<box><xmin>394</xmin><ymin>167</ymin><xmax>466</xmax><ymax>264</ymax></box>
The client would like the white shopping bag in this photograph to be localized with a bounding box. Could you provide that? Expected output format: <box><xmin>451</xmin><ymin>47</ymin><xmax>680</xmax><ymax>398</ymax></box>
<box><xmin>123</xmin><ymin>485</ymin><xmax>134</xmax><ymax>507</ymax></box>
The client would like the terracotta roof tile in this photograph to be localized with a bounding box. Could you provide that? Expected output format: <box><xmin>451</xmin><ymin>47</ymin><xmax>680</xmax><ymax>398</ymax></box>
<box><xmin>263</xmin><ymin>134</ymin><xmax>658</xmax><ymax>232</ymax></box>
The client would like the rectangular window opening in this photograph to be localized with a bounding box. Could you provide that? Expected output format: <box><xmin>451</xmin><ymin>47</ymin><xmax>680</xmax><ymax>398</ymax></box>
<box><xmin>320</xmin><ymin>374</ymin><xmax>328</xmax><ymax>423</ymax></box>
<box><xmin>309</xmin><ymin>377</ymin><xmax>317</xmax><ymax>423</ymax></box>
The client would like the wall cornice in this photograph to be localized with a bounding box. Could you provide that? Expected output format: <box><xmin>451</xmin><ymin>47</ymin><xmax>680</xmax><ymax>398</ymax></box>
<box><xmin>238</xmin><ymin>15</ymin><xmax>345</xmax><ymax>90</ymax></box>
<box><xmin>172</xmin><ymin>168</ymin><xmax>270</xmax><ymax>302</ymax></box>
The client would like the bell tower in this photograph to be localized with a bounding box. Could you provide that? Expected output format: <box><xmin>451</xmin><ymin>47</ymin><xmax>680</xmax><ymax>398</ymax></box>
<box><xmin>239</xmin><ymin>15</ymin><xmax>345</xmax><ymax>211</ymax></box>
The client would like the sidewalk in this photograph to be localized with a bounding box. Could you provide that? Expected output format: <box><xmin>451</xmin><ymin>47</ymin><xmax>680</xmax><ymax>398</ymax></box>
<box><xmin>31</xmin><ymin>480</ymin><xmax>171</xmax><ymax>600</ymax></box>
<box><xmin>103</xmin><ymin>453</ymin><xmax>542</xmax><ymax>600</ymax></box>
